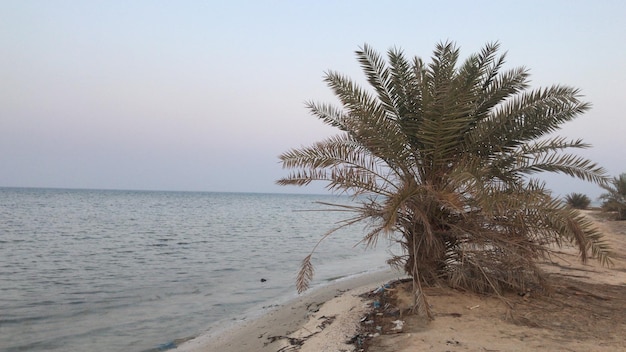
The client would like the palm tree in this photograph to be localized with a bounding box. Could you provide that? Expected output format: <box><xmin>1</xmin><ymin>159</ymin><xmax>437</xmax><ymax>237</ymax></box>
<box><xmin>277</xmin><ymin>42</ymin><xmax>611</xmax><ymax>317</ymax></box>
<box><xmin>599</xmin><ymin>173</ymin><xmax>626</xmax><ymax>220</ymax></box>
<box><xmin>564</xmin><ymin>192</ymin><xmax>591</xmax><ymax>209</ymax></box>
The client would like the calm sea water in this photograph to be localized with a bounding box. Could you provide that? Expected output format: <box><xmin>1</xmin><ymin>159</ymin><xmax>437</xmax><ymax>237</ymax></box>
<box><xmin>0</xmin><ymin>188</ymin><xmax>393</xmax><ymax>352</ymax></box>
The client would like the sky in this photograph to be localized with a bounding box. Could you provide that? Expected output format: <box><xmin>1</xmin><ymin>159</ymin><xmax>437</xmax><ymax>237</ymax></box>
<box><xmin>1</xmin><ymin>0</ymin><xmax>625</xmax><ymax>199</ymax></box>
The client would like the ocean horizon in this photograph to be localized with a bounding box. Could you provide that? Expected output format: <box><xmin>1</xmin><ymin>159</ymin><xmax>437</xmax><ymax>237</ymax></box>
<box><xmin>0</xmin><ymin>187</ymin><xmax>394</xmax><ymax>352</ymax></box>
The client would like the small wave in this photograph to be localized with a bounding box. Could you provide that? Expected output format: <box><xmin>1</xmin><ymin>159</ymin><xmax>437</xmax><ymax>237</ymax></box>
<box><xmin>0</xmin><ymin>315</ymin><xmax>50</xmax><ymax>325</ymax></box>
<box><xmin>212</xmin><ymin>267</ymin><xmax>236</xmax><ymax>272</ymax></box>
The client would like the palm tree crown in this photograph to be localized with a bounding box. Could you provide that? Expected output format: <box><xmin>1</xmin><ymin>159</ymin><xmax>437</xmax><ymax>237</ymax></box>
<box><xmin>278</xmin><ymin>42</ymin><xmax>611</xmax><ymax>317</ymax></box>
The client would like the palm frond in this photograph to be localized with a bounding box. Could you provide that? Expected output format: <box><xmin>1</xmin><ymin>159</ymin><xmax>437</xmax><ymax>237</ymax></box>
<box><xmin>387</xmin><ymin>47</ymin><xmax>423</xmax><ymax>123</ymax></box>
<box><xmin>295</xmin><ymin>213</ymin><xmax>373</xmax><ymax>293</ymax></box>
<box><xmin>487</xmin><ymin>86</ymin><xmax>591</xmax><ymax>147</ymax></box>
<box><xmin>278</xmin><ymin>134</ymin><xmax>369</xmax><ymax>169</ymax></box>
<box><xmin>296</xmin><ymin>254</ymin><xmax>314</xmax><ymax>293</ymax></box>
<box><xmin>356</xmin><ymin>43</ymin><xmax>399</xmax><ymax>118</ymax></box>
<box><xmin>512</xmin><ymin>151</ymin><xmax>608</xmax><ymax>184</ymax></box>
<box><xmin>477</xmin><ymin>66</ymin><xmax>529</xmax><ymax>113</ymax></box>
<box><xmin>540</xmin><ymin>206</ymin><xmax>613</xmax><ymax>266</ymax></box>
<box><xmin>305</xmin><ymin>101</ymin><xmax>351</xmax><ymax>131</ymax></box>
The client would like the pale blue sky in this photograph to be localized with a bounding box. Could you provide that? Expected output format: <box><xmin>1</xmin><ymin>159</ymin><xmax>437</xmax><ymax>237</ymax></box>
<box><xmin>1</xmin><ymin>0</ymin><xmax>625</xmax><ymax>198</ymax></box>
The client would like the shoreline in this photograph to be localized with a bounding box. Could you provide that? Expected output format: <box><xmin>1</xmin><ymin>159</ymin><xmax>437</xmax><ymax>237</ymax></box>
<box><xmin>174</xmin><ymin>268</ymin><xmax>405</xmax><ymax>352</ymax></box>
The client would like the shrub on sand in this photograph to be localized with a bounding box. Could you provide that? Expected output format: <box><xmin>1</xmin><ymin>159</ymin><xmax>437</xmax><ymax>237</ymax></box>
<box><xmin>564</xmin><ymin>193</ymin><xmax>591</xmax><ymax>209</ymax></box>
<box><xmin>600</xmin><ymin>173</ymin><xmax>626</xmax><ymax>220</ymax></box>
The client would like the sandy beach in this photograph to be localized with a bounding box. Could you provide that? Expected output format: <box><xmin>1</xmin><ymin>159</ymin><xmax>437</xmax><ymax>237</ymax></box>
<box><xmin>176</xmin><ymin>210</ymin><xmax>626</xmax><ymax>352</ymax></box>
<box><xmin>174</xmin><ymin>269</ymin><xmax>406</xmax><ymax>352</ymax></box>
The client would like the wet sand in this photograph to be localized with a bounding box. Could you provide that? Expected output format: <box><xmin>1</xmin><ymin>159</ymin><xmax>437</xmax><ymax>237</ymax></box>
<box><xmin>174</xmin><ymin>268</ymin><xmax>405</xmax><ymax>352</ymax></box>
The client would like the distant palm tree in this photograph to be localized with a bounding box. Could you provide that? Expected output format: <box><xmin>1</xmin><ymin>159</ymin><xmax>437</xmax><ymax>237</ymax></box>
<box><xmin>599</xmin><ymin>173</ymin><xmax>626</xmax><ymax>220</ymax></box>
<box><xmin>564</xmin><ymin>192</ymin><xmax>591</xmax><ymax>209</ymax></box>
<box><xmin>277</xmin><ymin>42</ymin><xmax>611</xmax><ymax>317</ymax></box>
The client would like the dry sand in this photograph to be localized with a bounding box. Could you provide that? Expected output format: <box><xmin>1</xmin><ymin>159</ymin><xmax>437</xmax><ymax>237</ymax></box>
<box><xmin>176</xmin><ymin>210</ymin><xmax>626</xmax><ymax>352</ymax></box>
<box><xmin>358</xmin><ymin>210</ymin><xmax>626</xmax><ymax>352</ymax></box>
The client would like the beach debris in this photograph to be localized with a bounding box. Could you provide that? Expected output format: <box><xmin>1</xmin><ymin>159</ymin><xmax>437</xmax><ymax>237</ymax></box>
<box><xmin>156</xmin><ymin>341</ymin><xmax>177</xmax><ymax>351</ymax></box>
<box><xmin>372</xmin><ymin>283</ymin><xmax>392</xmax><ymax>294</ymax></box>
<box><xmin>467</xmin><ymin>304</ymin><xmax>480</xmax><ymax>310</ymax></box>
<box><xmin>266</xmin><ymin>335</ymin><xmax>305</xmax><ymax>348</ymax></box>
<box><xmin>446</xmin><ymin>338</ymin><xmax>461</xmax><ymax>346</ymax></box>
<box><xmin>391</xmin><ymin>319</ymin><xmax>404</xmax><ymax>331</ymax></box>
<box><xmin>306</xmin><ymin>302</ymin><xmax>322</xmax><ymax>313</ymax></box>
<box><xmin>316</xmin><ymin>315</ymin><xmax>336</xmax><ymax>329</ymax></box>
<box><xmin>373</xmin><ymin>300</ymin><xmax>381</xmax><ymax>308</ymax></box>
<box><xmin>348</xmin><ymin>333</ymin><xmax>363</xmax><ymax>346</ymax></box>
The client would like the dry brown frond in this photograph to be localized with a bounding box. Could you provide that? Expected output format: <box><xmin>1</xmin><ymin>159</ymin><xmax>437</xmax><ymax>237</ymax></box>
<box><xmin>412</xmin><ymin>273</ymin><xmax>434</xmax><ymax>319</ymax></box>
<box><xmin>296</xmin><ymin>254</ymin><xmax>314</xmax><ymax>294</ymax></box>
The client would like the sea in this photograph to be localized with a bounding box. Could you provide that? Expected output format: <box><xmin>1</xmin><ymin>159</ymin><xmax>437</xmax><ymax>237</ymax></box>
<box><xmin>0</xmin><ymin>188</ymin><xmax>395</xmax><ymax>352</ymax></box>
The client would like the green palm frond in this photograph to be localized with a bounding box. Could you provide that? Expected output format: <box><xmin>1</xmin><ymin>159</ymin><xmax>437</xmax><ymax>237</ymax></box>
<box><xmin>520</xmin><ymin>137</ymin><xmax>590</xmax><ymax>154</ymax></box>
<box><xmin>279</xmin><ymin>134</ymin><xmax>371</xmax><ymax>169</ymax></box>
<box><xmin>475</xmin><ymin>66</ymin><xmax>529</xmax><ymax>117</ymax></box>
<box><xmin>387</xmin><ymin>48</ymin><xmax>424</xmax><ymax>123</ymax></box>
<box><xmin>324</xmin><ymin>70</ymin><xmax>381</xmax><ymax>118</ymax></box>
<box><xmin>320</xmin><ymin>72</ymin><xmax>411</xmax><ymax>166</ymax></box>
<box><xmin>276</xmin><ymin>169</ymin><xmax>330</xmax><ymax>187</ymax></box>
<box><xmin>512</xmin><ymin>151</ymin><xmax>607</xmax><ymax>184</ymax></box>
<box><xmin>428</xmin><ymin>41</ymin><xmax>460</xmax><ymax>85</ymax></box>
<box><xmin>356</xmin><ymin>44</ymin><xmax>399</xmax><ymax>118</ymax></box>
<box><xmin>277</xmin><ymin>134</ymin><xmax>398</xmax><ymax>193</ymax></box>
<box><xmin>305</xmin><ymin>101</ymin><xmax>350</xmax><ymax>131</ymax></box>
<box><xmin>486</xmin><ymin>86</ymin><xmax>591</xmax><ymax>147</ymax></box>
